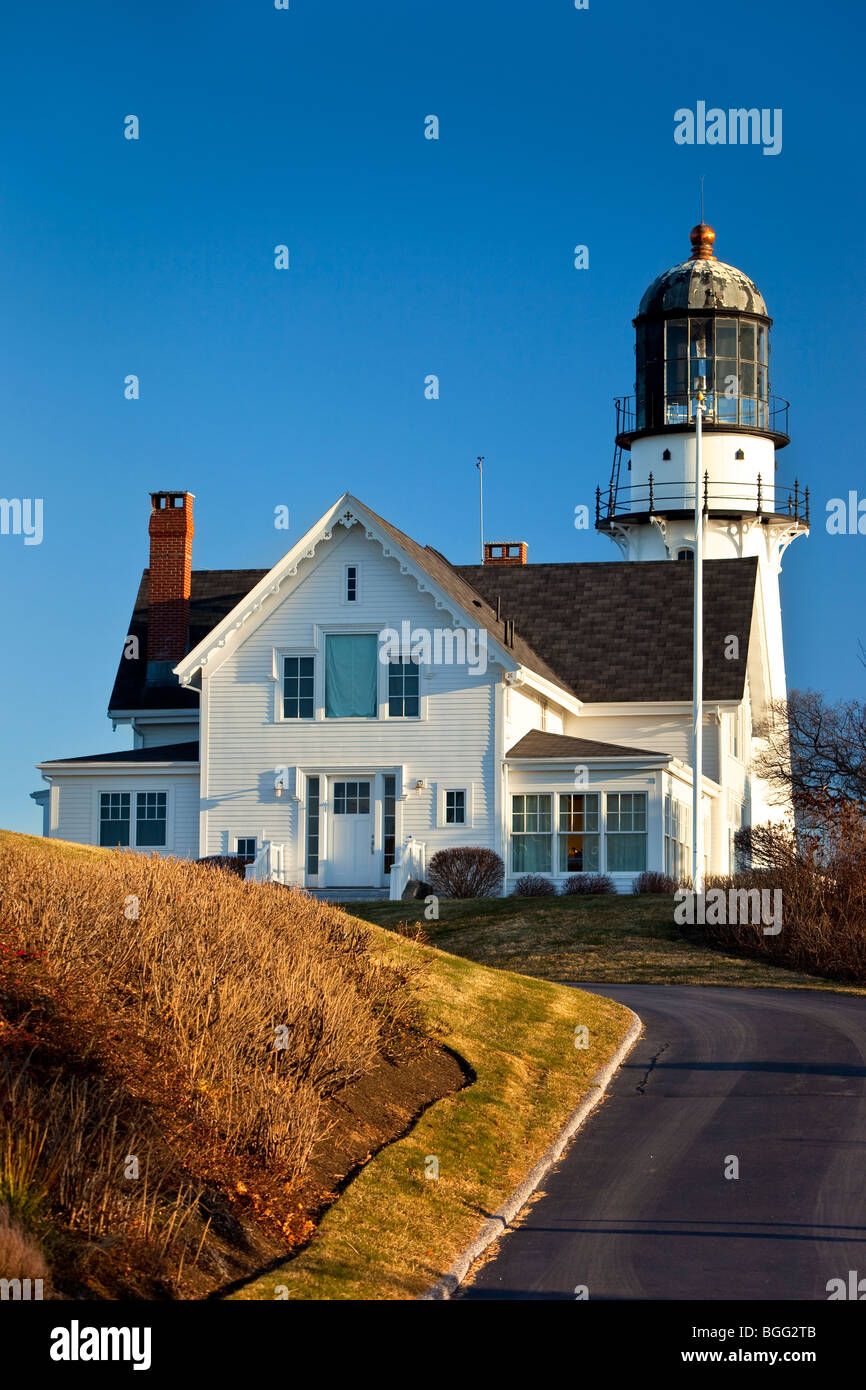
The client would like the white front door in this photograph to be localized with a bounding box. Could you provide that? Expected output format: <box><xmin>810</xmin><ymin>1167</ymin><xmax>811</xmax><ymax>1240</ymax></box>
<box><xmin>328</xmin><ymin>779</ymin><xmax>374</xmax><ymax>886</ymax></box>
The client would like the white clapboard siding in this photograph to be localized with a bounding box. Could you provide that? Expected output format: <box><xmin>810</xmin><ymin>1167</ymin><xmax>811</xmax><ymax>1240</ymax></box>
<box><xmin>202</xmin><ymin>526</ymin><xmax>497</xmax><ymax>857</ymax></box>
<box><xmin>135</xmin><ymin>722</ymin><xmax>199</xmax><ymax>749</ymax></box>
<box><xmin>48</xmin><ymin>773</ymin><xmax>200</xmax><ymax>858</ymax></box>
<box><xmin>504</xmin><ymin>686</ymin><xmax>545</xmax><ymax>751</ymax></box>
<box><xmin>569</xmin><ymin>712</ymin><xmax>720</xmax><ymax>783</ymax></box>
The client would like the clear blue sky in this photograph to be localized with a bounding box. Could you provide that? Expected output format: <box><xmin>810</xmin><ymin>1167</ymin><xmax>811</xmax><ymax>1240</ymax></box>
<box><xmin>1</xmin><ymin>0</ymin><xmax>863</xmax><ymax>833</ymax></box>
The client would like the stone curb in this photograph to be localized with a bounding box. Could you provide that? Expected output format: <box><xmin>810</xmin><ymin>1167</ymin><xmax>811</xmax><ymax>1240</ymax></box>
<box><xmin>419</xmin><ymin>1007</ymin><xmax>643</xmax><ymax>1300</ymax></box>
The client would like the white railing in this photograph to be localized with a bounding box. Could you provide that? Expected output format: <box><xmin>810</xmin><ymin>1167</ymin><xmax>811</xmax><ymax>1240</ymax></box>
<box><xmin>245</xmin><ymin>840</ymin><xmax>287</xmax><ymax>885</ymax></box>
<box><xmin>389</xmin><ymin>837</ymin><xmax>426</xmax><ymax>901</ymax></box>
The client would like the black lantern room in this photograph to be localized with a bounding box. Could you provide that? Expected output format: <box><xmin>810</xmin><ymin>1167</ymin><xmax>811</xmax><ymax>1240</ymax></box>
<box><xmin>618</xmin><ymin>224</ymin><xmax>789</xmax><ymax>450</ymax></box>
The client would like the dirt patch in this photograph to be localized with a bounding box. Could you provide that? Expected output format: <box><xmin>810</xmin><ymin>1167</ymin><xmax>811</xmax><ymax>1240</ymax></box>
<box><xmin>310</xmin><ymin>1045</ymin><xmax>469</xmax><ymax>1207</ymax></box>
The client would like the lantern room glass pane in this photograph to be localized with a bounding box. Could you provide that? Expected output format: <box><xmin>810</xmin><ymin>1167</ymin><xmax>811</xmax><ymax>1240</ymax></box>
<box><xmin>715</xmin><ymin>318</ymin><xmax>737</xmax><ymax>358</ymax></box>
<box><xmin>689</xmin><ymin>319</ymin><xmax>713</xmax><ymax>366</ymax></box>
<box><xmin>740</xmin><ymin>361</ymin><xmax>756</xmax><ymax>398</ymax></box>
<box><xmin>758</xmin><ymin>325</ymin><xmax>768</xmax><ymax>363</ymax></box>
<box><xmin>717</xmin><ymin>359</ymin><xmax>738</xmax><ymax>421</ymax></box>
<box><xmin>739</xmin><ymin>321</ymin><xmax>756</xmax><ymax>360</ymax></box>
<box><xmin>665</xmin><ymin>321</ymin><xmax>687</xmax><ymax>360</ymax></box>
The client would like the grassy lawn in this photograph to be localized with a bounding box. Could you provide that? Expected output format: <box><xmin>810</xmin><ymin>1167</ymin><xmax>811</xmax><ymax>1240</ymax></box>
<box><xmin>229</xmin><ymin>927</ymin><xmax>633</xmax><ymax>1300</ymax></box>
<box><xmin>338</xmin><ymin>893</ymin><xmax>862</xmax><ymax>993</ymax></box>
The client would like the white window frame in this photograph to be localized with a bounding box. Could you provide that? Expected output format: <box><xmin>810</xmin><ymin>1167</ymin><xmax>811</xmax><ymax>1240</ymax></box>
<box><xmin>728</xmin><ymin>706</ymin><xmax>745</xmax><ymax>761</ymax></box>
<box><xmin>604</xmin><ymin>791</ymin><xmax>648</xmax><ymax>874</ymax></box>
<box><xmin>235</xmin><ymin>836</ymin><xmax>257</xmax><ymax>862</ymax></box>
<box><xmin>557</xmin><ymin>791</ymin><xmax>601</xmax><ymax>875</ymax></box>
<box><xmin>272</xmin><ymin>647</ymin><xmax>317</xmax><ymax>723</ymax></box>
<box><xmin>510</xmin><ymin>792</ymin><xmax>553</xmax><ymax>874</ymax></box>
<box><xmin>437</xmin><ymin>784</ymin><xmax>474</xmax><ymax>828</ymax></box>
<box><xmin>96</xmin><ymin>788</ymin><xmax>171</xmax><ymax>850</ymax></box>
<box><xmin>664</xmin><ymin>792</ymin><xmax>691</xmax><ymax>880</ymax></box>
<box><xmin>342</xmin><ymin>562</ymin><xmax>361</xmax><ymax>606</ymax></box>
<box><xmin>273</xmin><ymin>631</ymin><xmax>430</xmax><ymax>723</ymax></box>
<box><xmin>386</xmin><ymin>654</ymin><xmax>423</xmax><ymax>721</ymax></box>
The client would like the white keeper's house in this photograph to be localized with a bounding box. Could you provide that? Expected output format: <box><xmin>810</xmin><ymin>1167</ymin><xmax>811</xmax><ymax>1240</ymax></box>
<box><xmin>33</xmin><ymin>224</ymin><xmax>808</xmax><ymax>898</ymax></box>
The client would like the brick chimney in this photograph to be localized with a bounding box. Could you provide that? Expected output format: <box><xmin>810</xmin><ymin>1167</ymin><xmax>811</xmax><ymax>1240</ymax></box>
<box><xmin>483</xmin><ymin>541</ymin><xmax>527</xmax><ymax>566</ymax></box>
<box><xmin>147</xmin><ymin>491</ymin><xmax>194</xmax><ymax>681</ymax></box>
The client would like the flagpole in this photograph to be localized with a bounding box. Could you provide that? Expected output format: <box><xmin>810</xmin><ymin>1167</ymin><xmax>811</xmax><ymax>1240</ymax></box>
<box><xmin>692</xmin><ymin>380</ymin><xmax>705</xmax><ymax>894</ymax></box>
<box><xmin>477</xmin><ymin>456</ymin><xmax>484</xmax><ymax>563</ymax></box>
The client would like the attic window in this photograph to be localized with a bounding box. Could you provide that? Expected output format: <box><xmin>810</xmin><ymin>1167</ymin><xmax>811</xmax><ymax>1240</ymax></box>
<box><xmin>345</xmin><ymin>564</ymin><xmax>358</xmax><ymax>603</ymax></box>
<box><xmin>676</xmin><ymin>548</ymin><xmax>694</xmax><ymax>562</ymax></box>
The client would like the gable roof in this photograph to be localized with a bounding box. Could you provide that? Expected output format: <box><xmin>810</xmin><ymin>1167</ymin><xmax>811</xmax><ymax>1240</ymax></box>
<box><xmin>108</xmin><ymin>496</ymin><xmax>757</xmax><ymax>714</ymax></box>
<box><xmin>506</xmin><ymin>730</ymin><xmax>670</xmax><ymax>761</ymax></box>
<box><xmin>456</xmin><ymin>558</ymin><xmax>757</xmax><ymax>703</ymax></box>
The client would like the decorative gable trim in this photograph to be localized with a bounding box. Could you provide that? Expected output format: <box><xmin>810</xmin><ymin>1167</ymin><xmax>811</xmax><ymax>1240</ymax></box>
<box><xmin>173</xmin><ymin>493</ymin><xmax>529</xmax><ymax>688</ymax></box>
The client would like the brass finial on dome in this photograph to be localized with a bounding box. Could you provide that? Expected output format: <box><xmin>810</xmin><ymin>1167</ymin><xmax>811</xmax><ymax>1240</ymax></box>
<box><xmin>690</xmin><ymin>223</ymin><xmax>716</xmax><ymax>260</ymax></box>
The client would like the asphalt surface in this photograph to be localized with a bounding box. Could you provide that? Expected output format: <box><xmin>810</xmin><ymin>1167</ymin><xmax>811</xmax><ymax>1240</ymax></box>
<box><xmin>457</xmin><ymin>984</ymin><xmax>866</xmax><ymax>1300</ymax></box>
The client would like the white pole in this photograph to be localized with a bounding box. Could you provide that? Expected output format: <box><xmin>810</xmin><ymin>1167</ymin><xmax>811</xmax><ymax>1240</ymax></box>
<box><xmin>477</xmin><ymin>456</ymin><xmax>484</xmax><ymax>563</ymax></box>
<box><xmin>692</xmin><ymin>382</ymin><xmax>705</xmax><ymax>894</ymax></box>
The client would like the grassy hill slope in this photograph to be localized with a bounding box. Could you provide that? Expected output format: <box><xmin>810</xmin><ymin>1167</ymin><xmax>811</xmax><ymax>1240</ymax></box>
<box><xmin>0</xmin><ymin>832</ymin><xmax>632</xmax><ymax>1300</ymax></box>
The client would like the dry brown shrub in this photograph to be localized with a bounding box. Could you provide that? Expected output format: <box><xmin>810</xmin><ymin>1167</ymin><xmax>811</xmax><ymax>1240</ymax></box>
<box><xmin>0</xmin><ymin>842</ymin><xmax>426</xmax><ymax>1185</ymax></box>
<box><xmin>702</xmin><ymin>799</ymin><xmax>866</xmax><ymax>983</ymax></box>
<box><xmin>0</xmin><ymin>1203</ymin><xmax>49</xmax><ymax>1284</ymax></box>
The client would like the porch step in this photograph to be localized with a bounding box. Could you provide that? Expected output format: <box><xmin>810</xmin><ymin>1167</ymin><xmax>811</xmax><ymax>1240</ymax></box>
<box><xmin>306</xmin><ymin>887</ymin><xmax>390</xmax><ymax>903</ymax></box>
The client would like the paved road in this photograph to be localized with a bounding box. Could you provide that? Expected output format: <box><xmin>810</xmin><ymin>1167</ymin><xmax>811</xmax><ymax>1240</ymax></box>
<box><xmin>458</xmin><ymin>985</ymin><xmax>866</xmax><ymax>1300</ymax></box>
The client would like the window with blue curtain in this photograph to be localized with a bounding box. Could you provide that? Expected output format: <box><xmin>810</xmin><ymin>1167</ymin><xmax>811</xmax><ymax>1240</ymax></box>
<box><xmin>325</xmin><ymin>634</ymin><xmax>378</xmax><ymax>718</ymax></box>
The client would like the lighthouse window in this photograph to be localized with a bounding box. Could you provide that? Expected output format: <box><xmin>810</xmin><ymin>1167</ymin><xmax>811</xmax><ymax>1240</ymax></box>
<box><xmin>715</xmin><ymin>319</ymin><xmax>738</xmax><ymax>358</ymax></box>
<box><xmin>664</xmin><ymin>320</ymin><xmax>688</xmax><ymax>416</ymax></box>
<box><xmin>739</xmin><ymin>322</ymin><xmax>756</xmax><ymax>360</ymax></box>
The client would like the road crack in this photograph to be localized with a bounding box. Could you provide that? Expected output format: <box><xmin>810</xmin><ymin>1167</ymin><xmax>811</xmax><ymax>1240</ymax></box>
<box><xmin>636</xmin><ymin>1042</ymin><xmax>670</xmax><ymax>1093</ymax></box>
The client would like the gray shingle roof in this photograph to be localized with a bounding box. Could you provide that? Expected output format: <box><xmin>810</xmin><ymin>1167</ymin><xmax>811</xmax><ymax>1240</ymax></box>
<box><xmin>506</xmin><ymin>731</ymin><xmax>670</xmax><ymax>761</ymax></box>
<box><xmin>456</xmin><ymin>558</ymin><xmax>756</xmax><ymax>703</ymax></box>
<box><xmin>107</xmin><ymin>520</ymin><xmax>757</xmax><ymax>712</ymax></box>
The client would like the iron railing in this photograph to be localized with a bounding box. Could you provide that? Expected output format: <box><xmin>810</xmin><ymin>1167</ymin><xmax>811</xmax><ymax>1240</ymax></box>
<box><xmin>596</xmin><ymin>473</ymin><xmax>810</xmax><ymax>526</ymax></box>
<box><xmin>614</xmin><ymin>393</ymin><xmax>790</xmax><ymax>442</ymax></box>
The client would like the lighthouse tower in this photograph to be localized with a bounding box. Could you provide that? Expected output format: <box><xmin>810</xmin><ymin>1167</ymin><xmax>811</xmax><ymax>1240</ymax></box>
<box><xmin>596</xmin><ymin>223</ymin><xmax>809</xmax><ymax>706</ymax></box>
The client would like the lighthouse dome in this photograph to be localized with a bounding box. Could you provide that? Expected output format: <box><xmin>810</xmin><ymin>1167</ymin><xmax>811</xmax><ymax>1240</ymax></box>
<box><xmin>637</xmin><ymin>224</ymin><xmax>768</xmax><ymax>319</ymax></box>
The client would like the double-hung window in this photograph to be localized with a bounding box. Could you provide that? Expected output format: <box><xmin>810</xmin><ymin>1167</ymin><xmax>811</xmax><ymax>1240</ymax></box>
<box><xmin>388</xmin><ymin>658</ymin><xmax>420</xmax><ymax>717</ymax></box>
<box><xmin>283</xmin><ymin>656</ymin><xmax>315</xmax><ymax>719</ymax></box>
<box><xmin>558</xmin><ymin>794</ymin><xmax>600</xmax><ymax>872</ymax></box>
<box><xmin>136</xmin><ymin>792</ymin><xmax>167</xmax><ymax>847</ymax></box>
<box><xmin>99</xmin><ymin>791</ymin><xmax>166</xmax><ymax>849</ymax></box>
<box><xmin>511</xmin><ymin>794</ymin><xmax>552</xmax><ymax>873</ymax></box>
<box><xmin>664</xmin><ymin>795</ymin><xmax>690</xmax><ymax>880</ymax></box>
<box><xmin>606</xmin><ymin>792</ymin><xmax>647</xmax><ymax>872</ymax></box>
<box><xmin>99</xmin><ymin>792</ymin><xmax>131</xmax><ymax>847</ymax></box>
<box><xmin>445</xmin><ymin>790</ymin><xmax>466</xmax><ymax>825</ymax></box>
